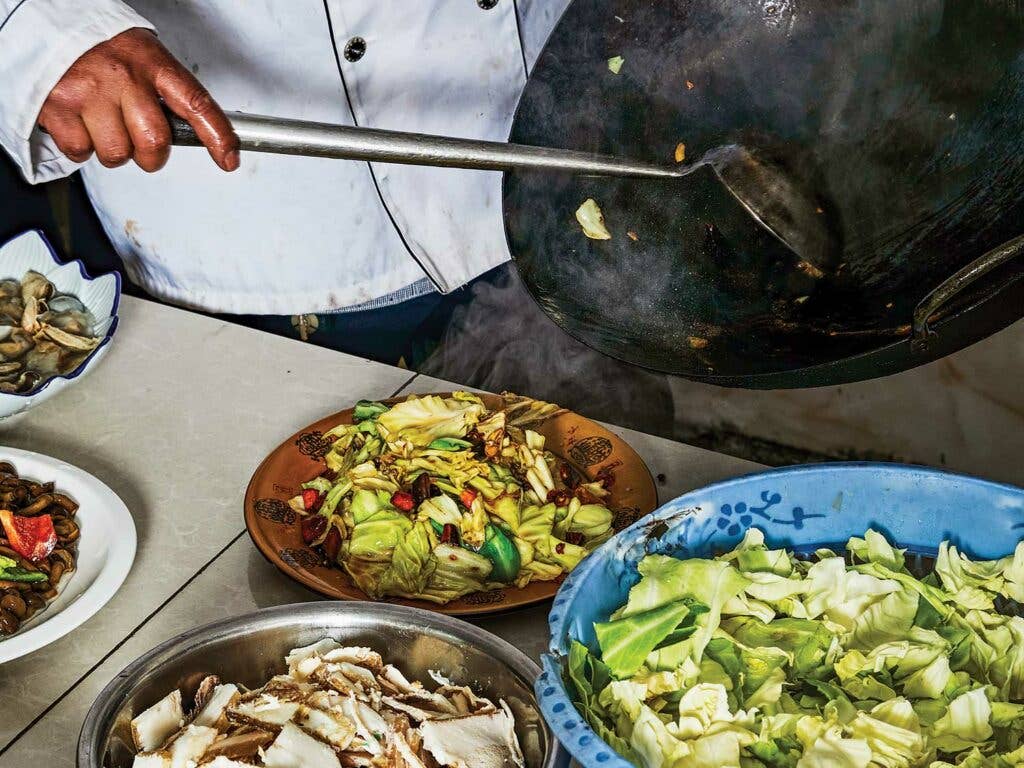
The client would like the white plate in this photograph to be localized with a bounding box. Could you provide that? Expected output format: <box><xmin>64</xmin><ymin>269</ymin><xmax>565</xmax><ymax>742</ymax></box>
<box><xmin>0</xmin><ymin>447</ymin><xmax>135</xmax><ymax>663</ymax></box>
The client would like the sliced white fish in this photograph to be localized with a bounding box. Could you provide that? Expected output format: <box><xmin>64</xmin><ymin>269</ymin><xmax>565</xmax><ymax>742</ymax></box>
<box><xmin>339</xmin><ymin>694</ymin><xmax>388</xmax><ymax>755</ymax></box>
<box><xmin>419</xmin><ymin>703</ymin><xmax>525</xmax><ymax>768</ymax></box>
<box><xmin>382</xmin><ymin>690</ymin><xmax>460</xmax><ymax>721</ymax></box>
<box><xmin>192</xmin><ymin>683</ymin><xmax>239</xmax><ymax>728</ymax></box>
<box><xmin>131</xmin><ymin>753</ymin><xmax>170</xmax><ymax>768</ymax></box>
<box><xmin>393</xmin><ymin>730</ymin><xmax>429</xmax><ymax>768</ymax></box>
<box><xmin>295</xmin><ymin>704</ymin><xmax>356</xmax><ymax>748</ymax></box>
<box><xmin>381</xmin><ymin>665</ymin><xmax>421</xmax><ymax>694</ymax></box>
<box><xmin>306</xmin><ymin>688</ymin><xmax>347</xmax><ymax>713</ymax></box>
<box><xmin>322</xmin><ymin>646</ymin><xmax>384</xmax><ymax>672</ymax></box>
<box><xmin>262</xmin><ymin>721</ymin><xmax>341</xmax><ymax>768</ymax></box>
<box><xmin>203</xmin><ymin>758</ymin><xmax>259</xmax><ymax>768</ymax></box>
<box><xmin>168</xmin><ymin>724</ymin><xmax>219</xmax><ymax>768</ymax></box>
<box><xmin>200</xmin><ymin>730</ymin><xmax>274</xmax><ymax>763</ymax></box>
<box><xmin>131</xmin><ymin>689</ymin><xmax>185</xmax><ymax>752</ymax></box>
<box><xmin>295</xmin><ymin>655</ymin><xmax>324</xmax><ymax>681</ymax></box>
<box><xmin>228</xmin><ymin>693</ymin><xmax>300</xmax><ymax>727</ymax></box>
<box><xmin>286</xmin><ymin>639</ymin><xmax>341</xmax><ymax>675</ymax></box>
<box><xmin>428</xmin><ymin>670</ymin><xmax>455</xmax><ymax>688</ymax></box>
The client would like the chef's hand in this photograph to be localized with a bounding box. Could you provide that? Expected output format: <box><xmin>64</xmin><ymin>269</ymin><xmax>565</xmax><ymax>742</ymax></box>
<box><xmin>37</xmin><ymin>28</ymin><xmax>239</xmax><ymax>173</ymax></box>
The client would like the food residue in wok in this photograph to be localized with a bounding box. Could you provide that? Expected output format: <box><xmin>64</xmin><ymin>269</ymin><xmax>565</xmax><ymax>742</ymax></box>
<box><xmin>674</xmin><ymin>143</ymin><xmax>686</xmax><ymax>163</ymax></box>
<box><xmin>607</xmin><ymin>56</ymin><xmax>625</xmax><ymax>75</ymax></box>
<box><xmin>0</xmin><ymin>270</ymin><xmax>101</xmax><ymax>394</ymax></box>
<box><xmin>576</xmin><ymin>199</ymin><xmax>613</xmax><ymax>240</ymax></box>
<box><xmin>127</xmin><ymin>639</ymin><xmax>526</xmax><ymax>768</ymax></box>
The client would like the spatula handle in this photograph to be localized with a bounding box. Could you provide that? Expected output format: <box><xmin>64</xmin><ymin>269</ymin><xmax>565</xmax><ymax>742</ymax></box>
<box><xmin>166</xmin><ymin>109</ymin><xmax>682</xmax><ymax>180</ymax></box>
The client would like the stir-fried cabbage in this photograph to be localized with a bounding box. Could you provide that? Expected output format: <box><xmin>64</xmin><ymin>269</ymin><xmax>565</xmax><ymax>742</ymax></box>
<box><xmin>291</xmin><ymin>393</ymin><xmax>617</xmax><ymax>604</ymax></box>
<box><xmin>566</xmin><ymin>528</ymin><xmax>1024</xmax><ymax>768</ymax></box>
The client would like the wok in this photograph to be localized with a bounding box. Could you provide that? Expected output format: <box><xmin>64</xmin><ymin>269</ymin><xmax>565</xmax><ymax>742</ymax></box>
<box><xmin>503</xmin><ymin>0</ymin><xmax>1024</xmax><ymax>387</ymax></box>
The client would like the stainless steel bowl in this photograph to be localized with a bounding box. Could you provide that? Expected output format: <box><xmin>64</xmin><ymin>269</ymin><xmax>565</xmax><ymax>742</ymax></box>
<box><xmin>78</xmin><ymin>602</ymin><xmax>567</xmax><ymax>768</ymax></box>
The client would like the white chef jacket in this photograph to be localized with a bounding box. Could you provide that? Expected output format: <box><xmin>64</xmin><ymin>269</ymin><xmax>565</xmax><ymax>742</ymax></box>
<box><xmin>0</xmin><ymin>0</ymin><xmax>570</xmax><ymax>314</ymax></box>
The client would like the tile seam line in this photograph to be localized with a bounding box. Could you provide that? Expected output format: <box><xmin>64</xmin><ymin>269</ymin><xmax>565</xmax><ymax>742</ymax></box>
<box><xmin>0</xmin><ymin>373</ymin><xmax>419</xmax><ymax>755</ymax></box>
<box><xmin>0</xmin><ymin>529</ymin><xmax>247</xmax><ymax>758</ymax></box>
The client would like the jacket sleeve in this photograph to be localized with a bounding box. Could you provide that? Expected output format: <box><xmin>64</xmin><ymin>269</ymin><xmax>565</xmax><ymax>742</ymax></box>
<box><xmin>0</xmin><ymin>0</ymin><xmax>154</xmax><ymax>184</ymax></box>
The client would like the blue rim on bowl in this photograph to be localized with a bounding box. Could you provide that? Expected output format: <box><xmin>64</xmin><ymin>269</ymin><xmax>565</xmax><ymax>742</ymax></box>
<box><xmin>0</xmin><ymin>229</ymin><xmax>121</xmax><ymax>398</ymax></box>
<box><xmin>536</xmin><ymin>462</ymin><xmax>1024</xmax><ymax>768</ymax></box>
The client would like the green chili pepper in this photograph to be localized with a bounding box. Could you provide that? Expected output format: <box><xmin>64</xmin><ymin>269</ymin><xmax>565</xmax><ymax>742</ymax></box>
<box><xmin>353</xmin><ymin>400</ymin><xmax>389</xmax><ymax>423</ymax></box>
<box><xmin>0</xmin><ymin>567</ymin><xmax>47</xmax><ymax>583</ymax></box>
<box><xmin>477</xmin><ymin>524</ymin><xmax>521</xmax><ymax>583</ymax></box>
<box><xmin>427</xmin><ymin>437</ymin><xmax>474</xmax><ymax>451</ymax></box>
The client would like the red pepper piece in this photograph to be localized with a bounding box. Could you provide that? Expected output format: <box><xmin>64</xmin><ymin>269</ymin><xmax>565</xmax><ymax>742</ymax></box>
<box><xmin>300</xmin><ymin>514</ymin><xmax>327</xmax><ymax>545</ymax></box>
<box><xmin>459</xmin><ymin>489</ymin><xmax>478</xmax><ymax>509</ymax></box>
<box><xmin>391</xmin><ymin>491</ymin><xmax>415</xmax><ymax>512</ymax></box>
<box><xmin>555</xmin><ymin>542</ymin><xmax>566</xmax><ymax>554</ymax></box>
<box><xmin>322</xmin><ymin>527</ymin><xmax>342</xmax><ymax>561</ymax></box>
<box><xmin>565</xmin><ymin>532</ymin><xmax>585</xmax><ymax>546</ymax></box>
<box><xmin>0</xmin><ymin>510</ymin><xmax>57</xmax><ymax>562</ymax></box>
<box><xmin>440</xmin><ymin>523</ymin><xmax>460</xmax><ymax>546</ymax></box>
<box><xmin>302</xmin><ymin>489</ymin><xmax>323</xmax><ymax>513</ymax></box>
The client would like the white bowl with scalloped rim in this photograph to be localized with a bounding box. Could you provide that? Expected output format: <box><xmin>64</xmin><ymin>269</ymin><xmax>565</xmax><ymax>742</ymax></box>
<box><xmin>0</xmin><ymin>230</ymin><xmax>120</xmax><ymax>419</ymax></box>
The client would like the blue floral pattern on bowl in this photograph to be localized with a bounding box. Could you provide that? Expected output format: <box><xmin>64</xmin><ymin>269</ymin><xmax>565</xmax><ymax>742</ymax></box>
<box><xmin>537</xmin><ymin>463</ymin><xmax>1024</xmax><ymax>768</ymax></box>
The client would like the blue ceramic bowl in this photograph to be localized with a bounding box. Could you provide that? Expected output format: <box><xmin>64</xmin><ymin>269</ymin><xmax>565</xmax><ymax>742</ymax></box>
<box><xmin>537</xmin><ymin>462</ymin><xmax>1024</xmax><ymax>768</ymax></box>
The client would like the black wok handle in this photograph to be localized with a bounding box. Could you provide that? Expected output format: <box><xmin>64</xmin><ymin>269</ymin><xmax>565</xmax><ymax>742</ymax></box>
<box><xmin>912</xmin><ymin>233</ymin><xmax>1024</xmax><ymax>351</ymax></box>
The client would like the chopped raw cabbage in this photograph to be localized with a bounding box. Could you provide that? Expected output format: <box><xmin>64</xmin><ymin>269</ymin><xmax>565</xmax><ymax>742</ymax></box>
<box><xmin>564</xmin><ymin>528</ymin><xmax>1024</xmax><ymax>768</ymax></box>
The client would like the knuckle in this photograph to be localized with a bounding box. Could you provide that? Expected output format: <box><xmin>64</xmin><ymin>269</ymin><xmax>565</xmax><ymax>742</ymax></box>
<box><xmin>134</xmin><ymin>130</ymin><xmax>168</xmax><ymax>154</ymax></box>
<box><xmin>186</xmin><ymin>87</ymin><xmax>216</xmax><ymax>115</ymax></box>
<box><xmin>99</xmin><ymin>144</ymin><xmax>132</xmax><ymax>166</ymax></box>
<box><xmin>60</xmin><ymin>141</ymin><xmax>93</xmax><ymax>162</ymax></box>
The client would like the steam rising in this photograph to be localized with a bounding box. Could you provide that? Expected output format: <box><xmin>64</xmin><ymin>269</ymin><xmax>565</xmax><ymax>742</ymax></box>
<box><xmin>420</xmin><ymin>266</ymin><xmax>675</xmax><ymax>436</ymax></box>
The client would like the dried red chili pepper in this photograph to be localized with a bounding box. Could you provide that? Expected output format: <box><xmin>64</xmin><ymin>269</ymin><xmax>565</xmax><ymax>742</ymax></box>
<box><xmin>302</xmin><ymin>489</ymin><xmax>324</xmax><ymax>513</ymax></box>
<box><xmin>300</xmin><ymin>514</ymin><xmax>327</xmax><ymax>545</ymax></box>
<box><xmin>558</xmin><ymin>463</ymin><xmax>579</xmax><ymax>489</ymax></box>
<box><xmin>546</xmin><ymin>489</ymin><xmax>571</xmax><ymax>507</ymax></box>
<box><xmin>565</xmin><ymin>532</ymin><xmax>584</xmax><ymax>546</ymax></box>
<box><xmin>322</xmin><ymin>527</ymin><xmax>342</xmax><ymax>561</ymax></box>
<box><xmin>555</xmin><ymin>542</ymin><xmax>566</xmax><ymax>554</ymax></box>
<box><xmin>412</xmin><ymin>473</ymin><xmax>433</xmax><ymax>506</ymax></box>
<box><xmin>391</xmin><ymin>491</ymin><xmax>415</xmax><ymax>512</ymax></box>
<box><xmin>440</xmin><ymin>524</ymin><xmax>460</xmax><ymax>545</ymax></box>
<box><xmin>459</xmin><ymin>489</ymin><xmax>478</xmax><ymax>509</ymax></box>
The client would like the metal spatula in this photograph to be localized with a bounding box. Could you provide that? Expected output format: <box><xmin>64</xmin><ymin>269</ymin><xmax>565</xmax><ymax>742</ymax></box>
<box><xmin>168</xmin><ymin>111</ymin><xmax>836</xmax><ymax>271</ymax></box>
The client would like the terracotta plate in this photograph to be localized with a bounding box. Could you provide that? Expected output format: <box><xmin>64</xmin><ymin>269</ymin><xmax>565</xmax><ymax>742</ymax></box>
<box><xmin>245</xmin><ymin>393</ymin><xmax>657</xmax><ymax>615</ymax></box>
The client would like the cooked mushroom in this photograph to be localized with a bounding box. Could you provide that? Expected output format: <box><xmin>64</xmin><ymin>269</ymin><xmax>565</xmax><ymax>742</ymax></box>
<box><xmin>0</xmin><ymin>464</ymin><xmax>79</xmax><ymax>635</ymax></box>
<box><xmin>0</xmin><ymin>270</ymin><xmax>100</xmax><ymax>394</ymax></box>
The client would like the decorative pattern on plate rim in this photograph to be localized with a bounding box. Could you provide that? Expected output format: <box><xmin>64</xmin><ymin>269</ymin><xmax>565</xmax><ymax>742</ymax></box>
<box><xmin>461</xmin><ymin>589</ymin><xmax>506</xmax><ymax>606</ymax></box>
<box><xmin>568</xmin><ymin>436</ymin><xmax>613</xmax><ymax>468</ymax></box>
<box><xmin>254</xmin><ymin>498</ymin><xmax>296</xmax><ymax>525</ymax></box>
<box><xmin>279</xmin><ymin>548</ymin><xmax>322</xmax><ymax>570</ymax></box>
<box><xmin>295</xmin><ymin>431</ymin><xmax>332</xmax><ymax>459</ymax></box>
<box><xmin>612</xmin><ymin>506</ymin><xmax>640</xmax><ymax>531</ymax></box>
